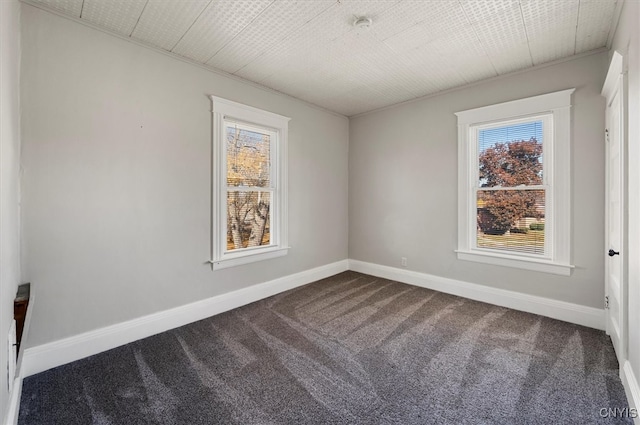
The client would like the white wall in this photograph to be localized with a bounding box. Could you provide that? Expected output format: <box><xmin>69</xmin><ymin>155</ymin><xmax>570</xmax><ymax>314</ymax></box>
<box><xmin>349</xmin><ymin>51</ymin><xmax>608</xmax><ymax>308</ymax></box>
<box><xmin>610</xmin><ymin>0</ymin><xmax>640</xmax><ymax>413</ymax></box>
<box><xmin>0</xmin><ymin>0</ymin><xmax>22</xmax><ymax>421</ymax></box>
<box><xmin>20</xmin><ymin>4</ymin><xmax>349</xmax><ymax>348</ymax></box>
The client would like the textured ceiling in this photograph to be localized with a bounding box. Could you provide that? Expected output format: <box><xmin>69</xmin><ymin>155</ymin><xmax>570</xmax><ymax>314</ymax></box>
<box><xmin>24</xmin><ymin>0</ymin><xmax>621</xmax><ymax>116</ymax></box>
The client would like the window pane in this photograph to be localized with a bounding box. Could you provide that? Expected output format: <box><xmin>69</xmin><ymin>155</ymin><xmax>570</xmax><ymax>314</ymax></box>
<box><xmin>226</xmin><ymin>125</ymin><xmax>271</xmax><ymax>187</ymax></box>
<box><xmin>226</xmin><ymin>191</ymin><xmax>271</xmax><ymax>251</ymax></box>
<box><xmin>479</xmin><ymin>121</ymin><xmax>543</xmax><ymax>187</ymax></box>
<box><xmin>477</xmin><ymin>189</ymin><xmax>545</xmax><ymax>255</ymax></box>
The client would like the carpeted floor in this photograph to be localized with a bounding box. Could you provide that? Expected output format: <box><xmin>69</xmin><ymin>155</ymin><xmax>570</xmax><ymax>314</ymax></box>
<box><xmin>19</xmin><ymin>271</ymin><xmax>633</xmax><ymax>424</ymax></box>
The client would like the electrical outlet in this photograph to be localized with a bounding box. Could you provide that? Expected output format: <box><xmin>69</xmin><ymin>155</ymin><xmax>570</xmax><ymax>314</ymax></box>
<box><xmin>401</xmin><ymin>257</ymin><xmax>407</xmax><ymax>267</ymax></box>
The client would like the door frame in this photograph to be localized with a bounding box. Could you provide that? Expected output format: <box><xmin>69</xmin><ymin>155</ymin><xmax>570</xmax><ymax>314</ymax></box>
<box><xmin>602</xmin><ymin>50</ymin><xmax>628</xmax><ymax>363</ymax></box>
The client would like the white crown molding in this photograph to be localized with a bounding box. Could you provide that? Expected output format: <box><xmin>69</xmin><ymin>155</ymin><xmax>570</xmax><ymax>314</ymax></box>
<box><xmin>20</xmin><ymin>260</ymin><xmax>349</xmax><ymax>378</ymax></box>
<box><xmin>348</xmin><ymin>259</ymin><xmax>605</xmax><ymax>330</ymax></box>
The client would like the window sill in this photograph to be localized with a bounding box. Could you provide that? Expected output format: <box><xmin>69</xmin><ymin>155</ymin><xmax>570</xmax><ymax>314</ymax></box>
<box><xmin>455</xmin><ymin>250</ymin><xmax>574</xmax><ymax>276</ymax></box>
<box><xmin>211</xmin><ymin>247</ymin><xmax>289</xmax><ymax>270</ymax></box>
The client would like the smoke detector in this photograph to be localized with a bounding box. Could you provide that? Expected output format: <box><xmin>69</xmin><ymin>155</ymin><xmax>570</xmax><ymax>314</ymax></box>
<box><xmin>353</xmin><ymin>16</ymin><xmax>372</xmax><ymax>29</ymax></box>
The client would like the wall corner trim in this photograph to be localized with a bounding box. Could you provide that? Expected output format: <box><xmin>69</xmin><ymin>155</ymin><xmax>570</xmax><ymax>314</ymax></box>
<box><xmin>347</xmin><ymin>259</ymin><xmax>605</xmax><ymax>330</ymax></box>
<box><xmin>621</xmin><ymin>361</ymin><xmax>640</xmax><ymax>423</ymax></box>
<box><xmin>4</xmin><ymin>377</ymin><xmax>22</xmax><ymax>425</ymax></box>
<box><xmin>20</xmin><ymin>259</ymin><xmax>349</xmax><ymax>379</ymax></box>
<box><xmin>4</xmin><ymin>285</ymin><xmax>36</xmax><ymax>425</ymax></box>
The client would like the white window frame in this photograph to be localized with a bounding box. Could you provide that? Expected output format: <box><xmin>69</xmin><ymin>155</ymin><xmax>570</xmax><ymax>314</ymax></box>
<box><xmin>209</xmin><ymin>96</ymin><xmax>290</xmax><ymax>270</ymax></box>
<box><xmin>455</xmin><ymin>89</ymin><xmax>575</xmax><ymax>276</ymax></box>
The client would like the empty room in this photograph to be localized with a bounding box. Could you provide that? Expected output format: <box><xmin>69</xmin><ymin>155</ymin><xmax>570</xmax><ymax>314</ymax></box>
<box><xmin>1</xmin><ymin>0</ymin><xmax>639</xmax><ymax>423</ymax></box>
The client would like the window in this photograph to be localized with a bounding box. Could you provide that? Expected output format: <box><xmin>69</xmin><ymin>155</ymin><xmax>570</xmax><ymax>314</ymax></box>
<box><xmin>455</xmin><ymin>89</ymin><xmax>574</xmax><ymax>275</ymax></box>
<box><xmin>210</xmin><ymin>96</ymin><xmax>289</xmax><ymax>270</ymax></box>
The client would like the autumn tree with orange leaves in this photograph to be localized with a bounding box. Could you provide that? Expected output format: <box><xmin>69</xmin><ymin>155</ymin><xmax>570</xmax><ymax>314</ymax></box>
<box><xmin>478</xmin><ymin>138</ymin><xmax>544</xmax><ymax>235</ymax></box>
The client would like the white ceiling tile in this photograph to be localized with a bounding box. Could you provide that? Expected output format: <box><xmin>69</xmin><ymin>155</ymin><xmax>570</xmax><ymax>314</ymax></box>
<box><xmin>469</xmin><ymin>3</ymin><xmax>529</xmax><ymax>52</ymax></box>
<box><xmin>521</xmin><ymin>0</ymin><xmax>579</xmax><ymax>64</ymax></box>
<box><xmin>521</xmin><ymin>0</ymin><xmax>579</xmax><ymax>40</ymax></box>
<box><xmin>265</xmin><ymin>71</ymin><xmax>352</xmax><ymax>106</ymax></box>
<box><xmin>575</xmin><ymin>0</ymin><xmax>618</xmax><ymax>53</ymax></box>
<box><xmin>81</xmin><ymin>0</ymin><xmax>147</xmax><ymax>36</ymax></box>
<box><xmin>465</xmin><ymin>3</ymin><xmax>533</xmax><ymax>73</ymax></box>
<box><xmin>291</xmin><ymin>0</ymin><xmax>400</xmax><ymax>47</ymax></box>
<box><xmin>528</xmin><ymin>29</ymin><xmax>577</xmax><ymax>65</ymax></box>
<box><xmin>29</xmin><ymin>0</ymin><xmax>83</xmax><ymax>17</ymax></box>
<box><xmin>401</xmin><ymin>48</ymin><xmax>468</xmax><ymax>94</ymax></box>
<box><xmin>131</xmin><ymin>0</ymin><xmax>210</xmax><ymax>51</ymax></box>
<box><xmin>234</xmin><ymin>1</ymin><xmax>397</xmax><ymax>85</ymax></box>
<box><xmin>393</xmin><ymin>22</ymin><xmax>496</xmax><ymax>88</ymax></box>
<box><xmin>321</xmin><ymin>86</ymin><xmax>398</xmax><ymax>116</ymax></box>
<box><xmin>426</xmin><ymin>24</ymin><xmax>486</xmax><ymax>59</ymax></box>
<box><xmin>234</xmin><ymin>45</ymin><xmax>297</xmax><ymax>83</ymax></box>
<box><xmin>488</xmin><ymin>43</ymin><xmax>535</xmax><ymax>74</ymax></box>
<box><xmin>363</xmin><ymin>83</ymin><xmax>418</xmax><ymax>106</ymax></box>
<box><xmin>379</xmin><ymin>1</ymin><xmax>471</xmax><ymax>59</ymax></box>
<box><xmin>208</xmin><ymin>0</ymin><xmax>335</xmax><ymax>74</ymax></box>
<box><xmin>325</xmin><ymin>33</ymin><xmax>426</xmax><ymax>100</ymax></box>
<box><xmin>383</xmin><ymin>25</ymin><xmax>432</xmax><ymax>53</ymax></box>
<box><xmin>459</xmin><ymin>0</ymin><xmax>520</xmax><ymax>24</ymax></box>
<box><xmin>456</xmin><ymin>60</ymin><xmax>499</xmax><ymax>85</ymax></box>
<box><xmin>172</xmin><ymin>0</ymin><xmax>273</xmax><ymax>64</ymax></box>
<box><xmin>414</xmin><ymin>1</ymin><xmax>471</xmax><ymax>41</ymax></box>
<box><xmin>370</xmin><ymin>0</ymin><xmax>460</xmax><ymax>41</ymax></box>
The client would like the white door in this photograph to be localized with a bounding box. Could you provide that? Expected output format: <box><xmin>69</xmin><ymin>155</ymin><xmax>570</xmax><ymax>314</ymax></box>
<box><xmin>603</xmin><ymin>51</ymin><xmax>625</xmax><ymax>362</ymax></box>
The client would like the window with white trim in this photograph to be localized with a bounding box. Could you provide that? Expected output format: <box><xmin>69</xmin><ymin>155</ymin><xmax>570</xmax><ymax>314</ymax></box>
<box><xmin>210</xmin><ymin>96</ymin><xmax>289</xmax><ymax>270</ymax></box>
<box><xmin>455</xmin><ymin>89</ymin><xmax>575</xmax><ymax>275</ymax></box>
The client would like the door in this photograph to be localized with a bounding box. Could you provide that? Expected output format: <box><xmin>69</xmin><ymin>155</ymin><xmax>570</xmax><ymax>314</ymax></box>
<box><xmin>603</xmin><ymin>51</ymin><xmax>625</xmax><ymax>362</ymax></box>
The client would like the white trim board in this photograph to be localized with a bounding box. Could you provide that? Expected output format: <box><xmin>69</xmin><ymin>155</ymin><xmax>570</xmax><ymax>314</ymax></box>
<box><xmin>348</xmin><ymin>260</ymin><xmax>605</xmax><ymax>330</ymax></box>
<box><xmin>4</xmin><ymin>377</ymin><xmax>22</xmax><ymax>425</ymax></box>
<box><xmin>21</xmin><ymin>260</ymin><xmax>349</xmax><ymax>378</ymax></box>
<box><xmin>4</xmin><ymin>285</ymin><xmax>36</xmax><ymax>425</ymax></box>
<box><xmin>621</xmin><ymin>361</ymin><xmax>640</xmax><ymax>424</ymax></box>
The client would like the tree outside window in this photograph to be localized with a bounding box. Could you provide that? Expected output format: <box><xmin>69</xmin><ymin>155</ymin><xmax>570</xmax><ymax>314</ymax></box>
<box><xmin>475</xmin><ymin>120</ymin><xmax>546</xmax><ymax>255</ymax></box>
<box><xmin>210</xmin><ymin>95</ymin><xmax>289</xmax><ymax>270</ymax></box>
<box><xmin>225</xmin><ymin>125</ymin><xmax>272</xmax><ymax>250</ymax></box>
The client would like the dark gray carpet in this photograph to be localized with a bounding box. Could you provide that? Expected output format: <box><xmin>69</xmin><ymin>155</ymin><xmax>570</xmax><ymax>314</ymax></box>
<box><xmin>19</xmin><ymin>271</ymin><xmax>633</xmax><ymax>424</ymax></box>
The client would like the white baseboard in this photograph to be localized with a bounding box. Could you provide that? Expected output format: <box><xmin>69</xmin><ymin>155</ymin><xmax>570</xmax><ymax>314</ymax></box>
<box><xmin>621</xmin><ymin>361</ymin><xmax>640</xmax><ymax>424</ymax></box>
<box><xmin>348</xmin><ymin>259</ymin><xmax>605</xmax><ymax>330</ymax></box>
<box><xmin>11</xmin><ymin>258</ymin><xmax>625</xmax><ymax>423</ymax></box>
<box><xmin>21</xmin><ymin>260</ymin><xmax>349</xmax><ymax>378</ymax></box>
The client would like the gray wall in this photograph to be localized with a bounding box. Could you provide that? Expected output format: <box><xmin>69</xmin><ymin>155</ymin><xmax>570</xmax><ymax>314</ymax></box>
<box><xmin>610</xmin><ymin>0</ymin><xmax>640</xmax><ymax>405</ymax></box>
<box><xmin>20</xmin><ymin>4</ymin><xmax>349</xmax><ymax>348</ymax></box>
<box><xmin>0</xmin><ymin>0</ymin><xmax>22</xmax><ymax>420</ymax></box>
<box><xmin>349</xmin><ymin>51</ymin><xmax>608</xmax><ymax>308</ymax></box>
